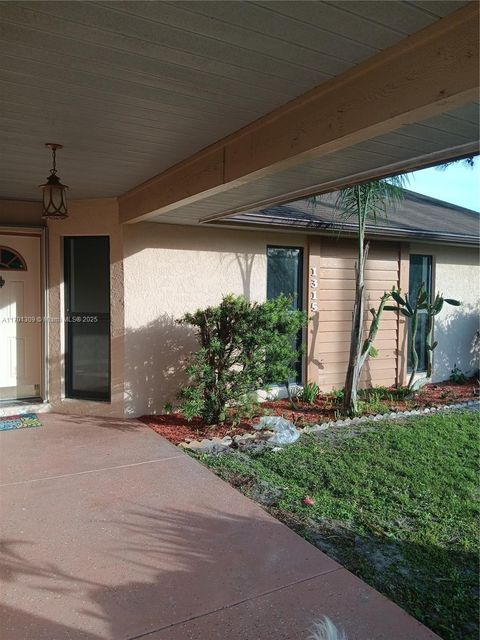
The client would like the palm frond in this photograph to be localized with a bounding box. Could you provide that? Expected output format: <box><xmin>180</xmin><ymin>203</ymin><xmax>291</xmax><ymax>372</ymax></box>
<box><xmin>308</xmin><ymin>174</ymin><xmax>408</xmax><ymax>229</ymax></box>
<box><xmin>335</xmin><ymin>185</ymin><xmax>362</xmax><ymax>221</ymax></box>
<box><xmin>437</xmin><ymin>155</ymin><xmax>476</xmax><ymax>171</ymax></box>
<box><xmin>335</xmin><ymin>174</ymin><xmax>408</xmax><ymax>224</ymax></box>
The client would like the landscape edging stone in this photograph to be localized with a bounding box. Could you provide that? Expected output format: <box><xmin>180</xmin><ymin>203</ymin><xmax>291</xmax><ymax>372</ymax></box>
<box><xmin>179</xmin><ymin>400</ymin><xmax>480</xmax><ymax>453</ymax></box>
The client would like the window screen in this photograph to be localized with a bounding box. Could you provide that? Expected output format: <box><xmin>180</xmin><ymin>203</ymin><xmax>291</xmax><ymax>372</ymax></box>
<box><xmin>408</xmin><ymin>254</ymin><xmax>433</xmax><ymax>373</ymax></box>
<box><xmin>267</xmin><ymin>246</ymin><xmax>303</xmax><ymax>382</ymax></box>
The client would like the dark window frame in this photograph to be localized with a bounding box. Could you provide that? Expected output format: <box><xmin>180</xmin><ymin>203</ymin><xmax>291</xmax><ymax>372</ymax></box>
<box><xmin>266</xmin><ymin>245</ymin><xmax>304</xmax><ymax>383</ymax></box>
<box><xmin>64</xmin><ymin>236</ymin><xmax>111</xmax><ymax>402</ymax></box>
<box><xmin>407</xmin><ymin>254</ymin><xmax>433</xmax><ymax>374</ymax></box>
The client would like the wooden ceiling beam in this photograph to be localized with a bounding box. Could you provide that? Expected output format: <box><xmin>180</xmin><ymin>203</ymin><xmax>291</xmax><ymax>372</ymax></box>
<box><xmin>119</xmin><ymin>2</ymin><xmax>479</xmax><ymax>224</ymax></box>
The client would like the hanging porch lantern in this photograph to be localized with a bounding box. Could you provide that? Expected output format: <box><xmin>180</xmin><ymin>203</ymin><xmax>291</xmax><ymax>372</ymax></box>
<box><xmin>39</xmin><ymin>143</ymin><xmax>68</xmax><ymax>219</ymax></box>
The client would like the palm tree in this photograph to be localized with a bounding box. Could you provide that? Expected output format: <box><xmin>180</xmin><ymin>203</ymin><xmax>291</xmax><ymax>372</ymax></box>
<box><xmin>311</xmin><ymin>176</ymin><xmax>406</xmax><ymax>415</ymax></box>
<box><xmin>437</xmin><ymin>156</ymin><xmax>476</xmax><ymax>170</ymax></box>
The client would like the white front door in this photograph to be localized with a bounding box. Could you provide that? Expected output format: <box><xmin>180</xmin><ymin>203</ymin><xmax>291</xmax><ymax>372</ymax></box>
<box><xmin>0</xmin><ymin>234</ymin><xmax>42</xmax><ymax>401</ymax></box>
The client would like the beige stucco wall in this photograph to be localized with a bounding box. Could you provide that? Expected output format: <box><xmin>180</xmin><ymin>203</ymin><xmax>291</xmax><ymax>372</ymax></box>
<box><xmin>123</xmin><ymin>223</ymin><xmax>306</xmax><ymax>416</ymax></box>
<box><xmin>46</xmin><ymin>198</ymin><xmax>125</xmax><ymax>417</ymax></box>
<box><xmin>0</xmin><ymin>200</ymin><xmax>43</xmax><ymax>227</ymax></box>
<box><xmin>410</xmin><ymin>243</ymin><xmax>480</xmax><ymax>382</ymax></box>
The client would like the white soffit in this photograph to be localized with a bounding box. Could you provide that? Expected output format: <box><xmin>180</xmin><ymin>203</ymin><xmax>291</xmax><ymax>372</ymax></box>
<box><xmin>147</xmin><ymin>102</ymin><xmax>480</xmax><ymax>226</ymax></box>
<box><xmin>0</xmin><ymin>0</ymin><xmax>470</xmax><ymax>201</ymax></box>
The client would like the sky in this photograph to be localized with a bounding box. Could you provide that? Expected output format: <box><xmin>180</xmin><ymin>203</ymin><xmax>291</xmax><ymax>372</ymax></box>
<box><xmin>404</xmin><ymin>160</ymin><xmax>480</xmax><ymax>212</ymax></box>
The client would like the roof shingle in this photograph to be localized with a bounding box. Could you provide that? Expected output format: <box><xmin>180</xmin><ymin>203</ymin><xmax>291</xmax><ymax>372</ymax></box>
<box><xmin>229</xmin><ymin>189</ymin><xmax>479</xmax><ymax>243</ymax></box>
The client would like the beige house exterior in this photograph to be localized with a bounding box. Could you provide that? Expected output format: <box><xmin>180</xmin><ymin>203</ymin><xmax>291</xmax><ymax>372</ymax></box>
<box><xmin>1</xmin><ymin>189</ymin><xmax>478</xmax><ymax>419</ymax></box>
<box><xmin>0</xmin><ymin>2</ymin><xmax>478</xmax><ymax>419</ymax></box>
<box><xmin>410</xmin><ymin>242</ymin><xmax>480</xmax><ymax>382</ymax></box>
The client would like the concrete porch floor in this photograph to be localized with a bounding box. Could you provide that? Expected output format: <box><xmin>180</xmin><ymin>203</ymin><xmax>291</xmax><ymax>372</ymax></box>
<box><xmin>0</xmin><ymin>413</ymin><xmax>440</xmax><ymax>640</ymax></box>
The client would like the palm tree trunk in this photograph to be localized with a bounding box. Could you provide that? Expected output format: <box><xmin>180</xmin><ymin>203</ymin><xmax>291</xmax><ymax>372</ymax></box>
<box><xmin>335</xmin><ymin>179</ymin><xmax>405</xmax><ymax>415</ymax></box>
<box><xmin>343</xmin><ymin>238</ymin><xmax>369</xmax><ymax>416</ymax></box>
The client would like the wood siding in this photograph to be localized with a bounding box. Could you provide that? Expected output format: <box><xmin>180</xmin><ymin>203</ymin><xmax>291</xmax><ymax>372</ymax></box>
<box><xmin>307</xmin><ymin>237</ymin><xmax>402</xmax><ymax>390</ymax></box>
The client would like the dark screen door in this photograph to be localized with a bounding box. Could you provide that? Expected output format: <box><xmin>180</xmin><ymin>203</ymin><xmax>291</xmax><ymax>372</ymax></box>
<box><xmin>64</xmin><ymin>236</ymin><xmax>110</xmax><ymax>401</ymax></box>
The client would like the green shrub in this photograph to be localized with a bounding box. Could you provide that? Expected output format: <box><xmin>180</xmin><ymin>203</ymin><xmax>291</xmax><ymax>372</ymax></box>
<box><xmin>162</xmin><ymin>402</ymin><xmax>173</xmax><ymax>414</ymax></box>
<box><xmin>393</xmin><ymin>386</ymin><xmax>411</xmax><ymax>400</ymax></box>
<box><xmin>330</xmin><ymin>388</ymin><xmax>344</xmax><ymax>403</ymax></box>
<box><xmin>178</xmin><ymin>294</ymin><xmax>306</xmax><ymax>424</ymax></box>
<box><xmin>356</xmin><ymin>391</ymin><xmax>390</xmax><ymax>415</ymax></box>
<box><xmin>300</xmin><ymin>381</ymin><xmax>320</xmax><ymax>405</ymax></box>
<box><xmin>450</xmin><ymin>364</ymin><xmax>467</xmax><ymax>384</ymax></box>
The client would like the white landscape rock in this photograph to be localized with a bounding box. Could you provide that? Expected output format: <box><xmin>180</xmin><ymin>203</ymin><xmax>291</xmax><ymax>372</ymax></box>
<box><xmin>310</xmin><ymin>424</ymin><xmax>329</xmax><ymax>432</ymax></box>
<box><xmin>234</xmin><ymin>433</ymin><xmax>256</xmax><ymax>445</ymax></box>
<box><xmin>179</xmin><ymin>436</ymin><xmax>232</xmax><ymax>453</ymax></box>
<box><xmin>255</xmin><ymin>416</ymin><xmax>300</xmax><ymax>445</ymax></box>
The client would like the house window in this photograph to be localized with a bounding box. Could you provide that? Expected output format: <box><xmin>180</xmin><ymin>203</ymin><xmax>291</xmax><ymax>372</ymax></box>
<box><xmin>0</xmin><ymin>246</ymin><xmax>27</xmax><ymax>270</ymax></box>
<box><xmin>408</xmin><ymin>254</ymin><xmax>432</xmax><ymax>373</ymax></box>
<box><xmin>64</xmin><ymin>236</ymin><xmax>111</xmax><ymax>401</ymax></box>
<box><xmin>267</xmin><ymin>246</ymin><xmax>303</xmax><ymax>381</ymax></box>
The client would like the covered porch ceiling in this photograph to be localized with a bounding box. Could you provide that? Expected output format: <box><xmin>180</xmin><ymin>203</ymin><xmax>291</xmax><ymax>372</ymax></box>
<box><xmin>0</xmin><ymin>1</ymin><xmax>478</xmax><ymax>224</ymax></box>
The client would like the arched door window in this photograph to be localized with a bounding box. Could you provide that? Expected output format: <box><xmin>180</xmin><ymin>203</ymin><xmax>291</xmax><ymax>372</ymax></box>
<box><xmin>0</xmin><ymin>246</ymin><xmax>27</xmax><ymax>271</ymax></box>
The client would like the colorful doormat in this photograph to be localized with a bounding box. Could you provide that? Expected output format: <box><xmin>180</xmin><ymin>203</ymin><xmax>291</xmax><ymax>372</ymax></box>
<box><xmin>0</xmin><ymin>413</ymin><xmax>42</xmax><ymax>431</ymax></box>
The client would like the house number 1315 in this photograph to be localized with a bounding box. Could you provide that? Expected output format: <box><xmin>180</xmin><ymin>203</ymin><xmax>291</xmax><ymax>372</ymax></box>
<box><xmin>310</xmin><ymin>266</ymin><xmax>318</xmax><ymax>312</ymax></box>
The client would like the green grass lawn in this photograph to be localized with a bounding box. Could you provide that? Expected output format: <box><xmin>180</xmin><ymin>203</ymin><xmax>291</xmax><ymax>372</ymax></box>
<box><xmin>196</xmin><ymin>412</ymin><xmax>479</xmax><ymax>640</ymax></box>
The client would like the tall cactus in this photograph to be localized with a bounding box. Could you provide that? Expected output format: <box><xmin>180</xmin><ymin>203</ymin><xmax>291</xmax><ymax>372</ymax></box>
<box><xmin>385</xmin><ymin>286</ymin><xmax>427</xmax><ymax>390</ymax></box>
<box><xmin>386</xmin><ymin>286</ymin><xmax>460</xmax><ymax>390</ymax></box>
<box><xmin>359</xmin><ymin>291</ymin><xmax>392</xmax><ymax>371</ymax></box>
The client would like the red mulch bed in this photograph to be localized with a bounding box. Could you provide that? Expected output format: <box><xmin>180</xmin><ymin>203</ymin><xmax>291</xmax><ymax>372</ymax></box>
<box><xmin>138</xmin><ymin>414</ymin><xmax>251</xmax><ymax>446</ymax></box>
<box><xmin>410</xmin><ymin>379</ymin><xmax>478</xmax><ymax>405</ymax></box>
<box><xmin>139</xmin><ymin>379</ymin><xmax>478</xmax><ymax>446</ymax></box>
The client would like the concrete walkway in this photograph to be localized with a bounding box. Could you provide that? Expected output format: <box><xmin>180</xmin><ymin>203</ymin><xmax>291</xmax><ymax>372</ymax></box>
<box><xmin>0</xmin><ymin>413</ymin><xmax>440</xmax><ymax>640</ymax></box>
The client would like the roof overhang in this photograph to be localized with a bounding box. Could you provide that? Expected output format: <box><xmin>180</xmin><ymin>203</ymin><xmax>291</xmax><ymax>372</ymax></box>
<box><xmin>210</xmin><ymin>214</ymin><xmax>480</xmax><ymax>247</ymax></box>
<box><xmin>1</xmin><ymin>2</ymin><xmax>478</xmax><ymax>218</ymax></box>
<box><xmin>119</xmin><ymin>2</ymin><xmax>479</xmax><ymax>226</ymax></box>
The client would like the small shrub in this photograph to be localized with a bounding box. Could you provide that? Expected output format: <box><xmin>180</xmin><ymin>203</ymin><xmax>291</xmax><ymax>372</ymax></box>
<box><xmin>359</xmin><ymin>386</ymin><xmax>389</xmax><ymax>400</ymax></box>
<box><xmin>357</xmin><ymin>396</ymin><xmax>390</xmax><ymax>416</ymax></box>
<box><xmin>178</xmin><ymin>294</ymin><xmax>306</xmax><ymax>424</ymax></box>
<box><xmin>163</xmin><ymin>402</ymin><xmax>173</xmax><ymax>414</ymax></box>
<box><xmin>330</xmin><ymin>388</ymin><xmax>344</xmax><ymax>402</ymax></box>
<box><xmin>300</xmin><ymin>381</ymin><xmax>320</xmax><ymax>405</ymax></box>
<box><xmin>450</xmin><ymin>364</ymin><xmax>467</xmax><ymax>384</ymax></box>
<box><xmin>231</xmin><ymin>397</ymin><xmax>262</xmax><ymax>425</ymax></box>
<box><xmin>393</xmin><ymin>386</ymin><xmax>411</xmax><ymax>400</ymax></box>
<box><xmin>357</xmin><ymin>387</ymin><xmax>398</xmax><ymax>415</ymax></box>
